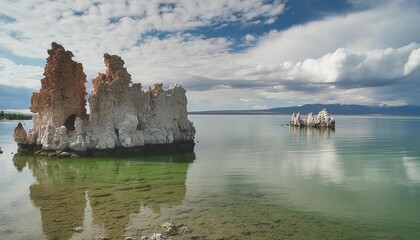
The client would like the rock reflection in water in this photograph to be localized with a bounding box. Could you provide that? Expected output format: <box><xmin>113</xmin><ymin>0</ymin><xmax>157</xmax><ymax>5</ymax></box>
<box><xmin>289</xmin><ymin>126</ymin><xmax>335</xmax><ymax>138</ymax></box>
<box><xmin>12</xmin><ymin>152</ymin><xmax>195</xmax><ymax>240</ymax></box>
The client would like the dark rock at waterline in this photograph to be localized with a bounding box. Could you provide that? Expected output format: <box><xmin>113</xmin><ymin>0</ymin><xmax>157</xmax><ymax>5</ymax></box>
<box><xmin>17</xmin><ymin>141</ymin><xmax>195</xmax><ymax>158</ymax></box>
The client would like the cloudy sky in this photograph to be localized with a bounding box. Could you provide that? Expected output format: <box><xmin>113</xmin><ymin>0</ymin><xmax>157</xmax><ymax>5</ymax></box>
<box><xmin>1</xmin><ymin>0</ymin><xmax>420</xmax><ymax>111</ymax></box>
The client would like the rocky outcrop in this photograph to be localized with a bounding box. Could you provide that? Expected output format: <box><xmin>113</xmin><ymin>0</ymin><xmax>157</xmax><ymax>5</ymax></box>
<box><xmin>290</xmin><ymin>109</ymin><xmax>335</xmax><ymax>128</ymax></box>
<box><xmin>14</xmin><ymin>43</ymin><xmax>195</xmax><ymax>155</ymax></box>
<box><xmin>30</xmin><ymin>42</ymin><xmax>87</xmax><ymax>128</ymax></box>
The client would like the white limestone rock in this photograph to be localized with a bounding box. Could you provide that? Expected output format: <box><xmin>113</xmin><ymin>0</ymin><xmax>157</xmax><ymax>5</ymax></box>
<box><xmin>149</xmin><ymin>233</ymin><xmax>166</xmax><ymax>240</ymax></box>
<box><xmin>290</xmin><ymin>109</ymin><xmax>335</xmax><ymax>127</ymax></box>
<box><xmin>290</xmin><ymin>112</ymin><xmax>301</xmax><ymax>126</ymax></box>
<box><xmin>306</xmin><ymin>113</ymin><xmax>316</xmax><ymax>127</ymax></box>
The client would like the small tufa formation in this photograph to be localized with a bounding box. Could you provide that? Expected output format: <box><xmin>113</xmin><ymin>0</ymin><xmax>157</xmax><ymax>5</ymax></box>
<box><xmin>13</xmin><ymin>123</ymin><xmax>28</xmax><ymax>144</ymax></box>
<box><xmin>290</xmin><ymin>109</ymin><xmax>335</xmax><ymax>128</ymax></box>
<box><xmin>14</xmin><ymin>43</ymin><xmax>195</xmax><ymax>155</ymax></box>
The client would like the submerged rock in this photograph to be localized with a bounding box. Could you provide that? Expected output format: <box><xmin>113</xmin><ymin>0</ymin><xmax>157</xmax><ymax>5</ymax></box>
<box><xmin>149</xmin><ymin>233</ymin><xmax>166</xmax><ymax>240</ymax></box>
<box><xmin>13</xmin><ymin>43</ymin><xmax>195</xmax><ymax>155</ymax></box>
<box><xmin>1</xmin><ymin>225</ymin><xmax>12</xmax><ymax>233</ymax></box>
<box><xmin>161</xmin><ymin>222</ymin><xmax>178</xmax><ymax>235</ymax></box>
<box><xmin>290</xmin><ymin>109</ymin><xmax>335</xmax><ymax>128</ymax></box>
<box><xmin>141</xmin><ymin>233</ymin><xmax>167</xmax><ymax>240</ymax></box>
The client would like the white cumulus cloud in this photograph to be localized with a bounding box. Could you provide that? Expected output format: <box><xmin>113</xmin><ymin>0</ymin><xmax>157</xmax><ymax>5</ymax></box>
<box><xmin>0</xmin><ymin>57</ymin><xmax>42</xmax><ymax>89</ymax></box>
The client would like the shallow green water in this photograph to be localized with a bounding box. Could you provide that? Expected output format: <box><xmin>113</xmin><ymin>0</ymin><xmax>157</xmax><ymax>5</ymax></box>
<box><xmin>1</xmin><ymin>115</ymin><xmax>420</xmax><ymax>239</ymax></box>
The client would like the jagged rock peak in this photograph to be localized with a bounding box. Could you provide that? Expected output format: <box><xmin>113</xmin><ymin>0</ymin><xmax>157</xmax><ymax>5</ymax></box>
<box><xmin>30</xmin><ymin>42</ymin><xmax>87</xmax><ymax>127</ymax></box>
<box><xmin>149</xmin><ymin>83</ymin><xmax>164</xmax><ymax>97</ymax></box>
<box><xmin>92</xmin><ymin>53</ymin><xmax>132</xmax><ymax>91</ymax></box>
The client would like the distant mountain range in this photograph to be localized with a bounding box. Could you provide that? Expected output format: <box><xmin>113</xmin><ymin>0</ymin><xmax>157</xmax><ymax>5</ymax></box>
<box><xmin>190</xmin><ymin>104</ymin><xmax>420</xmax><ymax>115</ymax></box>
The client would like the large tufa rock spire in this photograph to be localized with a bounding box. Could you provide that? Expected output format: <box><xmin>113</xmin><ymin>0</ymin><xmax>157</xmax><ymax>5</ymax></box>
<box><xmin>30</xmin><ymin>42</ymin><xmax>87</xmax><ymax>128</ymax></box>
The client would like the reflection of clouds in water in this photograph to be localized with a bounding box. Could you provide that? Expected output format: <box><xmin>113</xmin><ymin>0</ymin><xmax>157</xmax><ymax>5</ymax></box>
<box><xmin>289</xmin><ymin>127</ymin><xmax>335</xmax><ymax>138</ymax></box>
<box><xmin>70</xmin><ymin>191</ymin><xmax>105</xmax><ymax>240</ymax></box>
<box><xmin>0</xmin><ymin>180</ymin><xmax>44</xmax><ymax>239</ymax></box>
<box><xmin>0</xmin><ymin>154</ymin><xmax>44</xmax><ymax>239</ymax></box>
<box><xmin>403</xmin><ymin>157</ymin><xmax>420</xmax><ymax>184</ymax></box>
<box><xmin>285</xmin><ymin>128</ymin><xmax>343</xmax><ymax>185</ymax></box>
<box><xmin>288</xmin><ymin>149</ymin><xmax>343</xmax><ymax>185</ymax></box>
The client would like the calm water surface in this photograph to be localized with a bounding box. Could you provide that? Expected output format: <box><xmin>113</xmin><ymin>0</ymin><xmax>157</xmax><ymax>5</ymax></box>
<box><xmin>1</xmin><ymin>115</ymin><xmax>420</xmax><ymax>239</ymax></box>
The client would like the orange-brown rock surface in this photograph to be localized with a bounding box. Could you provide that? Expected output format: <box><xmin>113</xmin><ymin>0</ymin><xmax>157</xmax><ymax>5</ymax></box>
<box><xmin>30</xmin><ymin>42</ymin><xmax>87</xmax><ymax>128</ymax></box>
<box><xmin>14</xmin><ymin>43</ymin><xmax>195</xmax><ymax>155</ymax></box>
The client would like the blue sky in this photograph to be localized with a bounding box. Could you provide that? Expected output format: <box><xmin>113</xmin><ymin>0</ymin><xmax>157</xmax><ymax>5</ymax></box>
<box><xmin>1</xmin><ymin>0</ymin><xmax>420</xmax><ymax>111</ymax></box>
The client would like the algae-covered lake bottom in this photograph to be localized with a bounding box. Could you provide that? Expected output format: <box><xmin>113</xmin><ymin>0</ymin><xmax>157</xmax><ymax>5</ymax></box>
<box><xmin>1</xmin><ymin>115</ymin><xmax>420</xmax><ymax>239</ymax></box>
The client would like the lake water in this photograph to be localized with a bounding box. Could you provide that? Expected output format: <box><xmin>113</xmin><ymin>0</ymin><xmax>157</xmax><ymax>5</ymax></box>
<box><xmin>1</xmin><ymin>115</ymin><xmax>420</xmax><ymax>239</ymax></box>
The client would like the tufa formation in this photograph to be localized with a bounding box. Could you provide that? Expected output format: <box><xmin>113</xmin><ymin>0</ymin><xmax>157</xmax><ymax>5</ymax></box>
<box><xmin>290</xmin><ymin>109</ymin><xmax>335</xmax><ymax>128</ymax></box>
<box><xmin>14</xmin><ymin>42</ymin><xmax>195</xmax><ymax>156</ymax></box>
